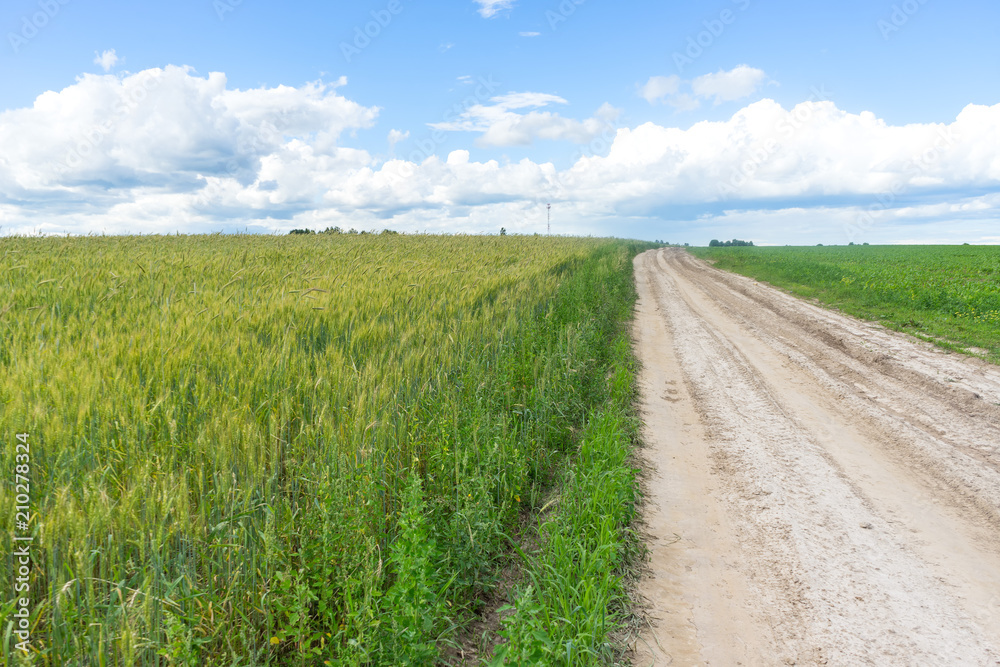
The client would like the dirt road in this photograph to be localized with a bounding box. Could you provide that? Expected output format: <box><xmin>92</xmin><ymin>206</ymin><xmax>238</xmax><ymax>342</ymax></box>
<box><xmin>631</xmin><ymin>248</ymin><xmax>1000</xmax><ymax>666</ymax></box>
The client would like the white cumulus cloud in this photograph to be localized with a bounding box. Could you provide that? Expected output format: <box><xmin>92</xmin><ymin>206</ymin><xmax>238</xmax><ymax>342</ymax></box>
<box><xmin>641</xmin><ymin>65</ymin><xmax>768</xmax><ymax>109</ymax></box>
<box><xmin>387</xmin><ymin>129</ymin><xmax>410</xmax><ymax>153</ymax></box>
<box><xmin>0</xmin><ymin>66</ymin><xmax>378</xmax><ymax>233</ymax></box>
<box><xmin>93</xmin><ymin>49</ymin><xmax>119</xmax><ymax>72</ymax></box>
<box><xmin>430</xmin><ymin>92</ymin><xmax>621</xmax><ymax>147</ymax></box>
<box><xmin>474</xmin><ymin>0</ymin><xmax>514</xmax><ymax>18</ymax></box>
<box><xmin>639</xmin><ymin>75</ymin><xmax>681</xmax><ymax>104</ymax></box>
<box><xmin>692</xmin><ymin>64</ymin><xmax>767</xmax><ymax>104</ymax></box>
<box><xmin>1</xmin><ymin>64</ymin><xmax>999</xmax><ymax>244</ymax></box>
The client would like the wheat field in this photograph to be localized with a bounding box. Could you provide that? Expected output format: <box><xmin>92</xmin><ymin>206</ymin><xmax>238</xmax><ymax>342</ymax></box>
<box><xmin>0</xmin><ymin>233</ymin><xmax>645</xmax><ymax>664</ymax></box>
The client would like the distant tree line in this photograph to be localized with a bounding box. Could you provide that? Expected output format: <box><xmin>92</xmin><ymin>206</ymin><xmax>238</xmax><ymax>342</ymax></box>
<box><xmin>289</xmin><ymin>227</ymin><xmax>400</xmax><ymax>235</ymax></box>
<box><xmin>709</xmin><ymin>239</ymin><xmax>754</xmax><ymax>247</ymax></box>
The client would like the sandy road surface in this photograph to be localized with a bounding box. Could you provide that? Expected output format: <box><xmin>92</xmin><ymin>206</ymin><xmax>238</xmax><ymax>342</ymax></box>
<box><xmin>632</xmin><ymin>248</ymin><xmax>1000</xmax><ymax>666</ymax></box>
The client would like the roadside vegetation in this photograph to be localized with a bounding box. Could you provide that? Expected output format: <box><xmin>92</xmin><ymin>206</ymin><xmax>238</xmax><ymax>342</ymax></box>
<box><xmin>0</xmin><ymin>233</ymin><xmax>651</xmax><ymax>665</ymax></box>
<box><xmin>689</xmin><ymin>244</ymin><xmax>1000</xmax><ymax>363</ymax></box>
<box><xmin>489</xmin><ymin>241</ymin><xmax>644</xmax><ymax>666</ymax></box>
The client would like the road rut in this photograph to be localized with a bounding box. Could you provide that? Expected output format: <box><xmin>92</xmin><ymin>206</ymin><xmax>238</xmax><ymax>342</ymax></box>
<box><xmin>632</xmin><ymin>247</ymin><xmax>1000</xmax><ymax>666</ymax></box>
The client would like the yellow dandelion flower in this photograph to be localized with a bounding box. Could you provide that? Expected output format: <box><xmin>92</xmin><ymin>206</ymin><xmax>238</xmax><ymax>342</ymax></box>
<box><xmin>270</xmin><ymin>636</ymin><xmax>280</xmax><ymax>645</ymax></box>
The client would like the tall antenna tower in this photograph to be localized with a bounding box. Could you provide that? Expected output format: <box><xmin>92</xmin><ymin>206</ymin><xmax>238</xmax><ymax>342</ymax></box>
<box><xmin>547</xmin><ymin>203</ymin><xmax>551</xmax><ymax>235</ymax></box>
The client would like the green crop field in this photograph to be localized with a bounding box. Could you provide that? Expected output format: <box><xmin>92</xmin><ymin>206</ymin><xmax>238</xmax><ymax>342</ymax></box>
<box><xmin>688</xmin><ymin>245</ymin><xmax>1000</xmax><ymax>363</ymax></box>
<box><xmin>0</xmin><ymin>233</ymin><xmax>652</xmax><ymax>665</ymax></box>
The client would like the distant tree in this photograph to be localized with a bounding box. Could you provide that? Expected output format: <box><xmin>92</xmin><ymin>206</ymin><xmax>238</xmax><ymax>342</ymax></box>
<box><xmin>848</xmin><ymin>241</ymin><xmax>855</xmax><ymax>246</ymax></box>
<box><xmin>289</xmin><ymin>228</ymin><xmax>315</xmax><ymax>235</ymax></box>
<box><xmin>709</xmin><ymin>239</ymin><xmax>721</xmax><ymax>247</ymax></box>
<box><xmin>500</xmin><ymin>227</ymin><xmax>507</xmax><ymax>236</ymax></box>
<box><xmin>323</xmin><ymin>226</ymin><xmax>342</xmax><ymax>234</ymax></box>
<box><xmin>863</xmin><ymin>242</ymin><xmax>869</xmax><ymax>246</ymax></box>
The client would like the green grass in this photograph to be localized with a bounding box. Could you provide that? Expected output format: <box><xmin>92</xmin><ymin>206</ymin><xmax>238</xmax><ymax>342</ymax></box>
<box><xmin>0</xmin><ymin>233</ymin><xmax>651</xmax><ymax>665</ymax></box>
<box><xmin>489</xmin><ymin>243</ymin><xmax>643</xmax><ymax>666</ymax></box>
<box><xmin>688</xmin><ymin>245</ymin><xmax>1000</xmax><ymax>363</ymax></box>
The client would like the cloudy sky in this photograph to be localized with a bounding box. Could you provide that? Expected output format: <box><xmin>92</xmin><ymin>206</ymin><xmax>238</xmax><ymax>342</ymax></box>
<box><xmin>1</xmin><ymin>0</ymin><xmax>998</xmax><ymax>244</ymax></box>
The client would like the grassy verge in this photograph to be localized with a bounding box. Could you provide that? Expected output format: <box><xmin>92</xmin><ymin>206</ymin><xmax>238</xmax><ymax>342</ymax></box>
<box><xmin>688</xmin><ymin>245</ymin><xmax>1000</xmax><ymax>364</ymax></box>
<box><xmin>488</xmin><ymin>244</ymin><xmax>644</xmax><ymax>666</ymax></box>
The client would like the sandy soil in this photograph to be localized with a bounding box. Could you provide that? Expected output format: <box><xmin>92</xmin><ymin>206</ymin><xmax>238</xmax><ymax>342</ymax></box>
<box><xmin>631</xmin><ymin>248</ymin><xmax>1000</xmax><ymax>666</ymax></box>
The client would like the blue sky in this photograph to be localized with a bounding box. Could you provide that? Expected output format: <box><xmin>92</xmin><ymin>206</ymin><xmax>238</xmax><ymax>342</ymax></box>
<box><xmin>1</xmin><ymin>0</ymin><xmax>998</xmax><ymax>244</ymax></box>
